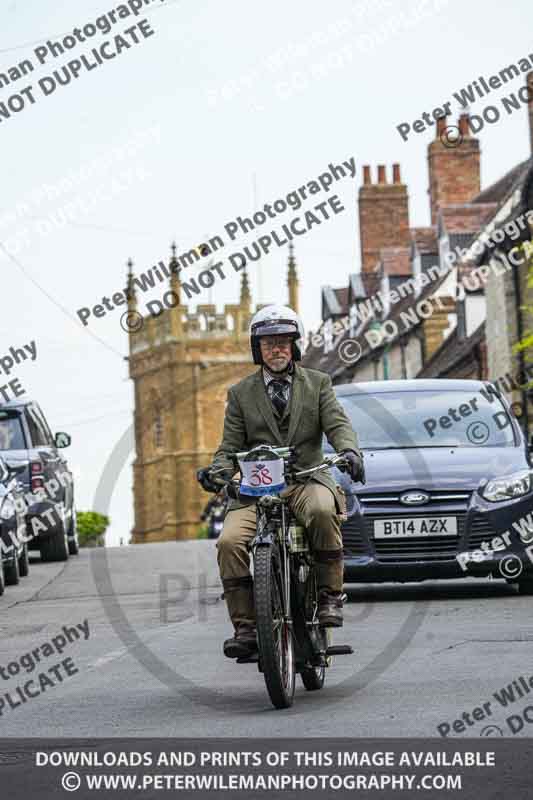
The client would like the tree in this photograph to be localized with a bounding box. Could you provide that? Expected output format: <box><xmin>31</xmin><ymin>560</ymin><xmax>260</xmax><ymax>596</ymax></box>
<box><xmin>76</xmin><ymin>511</ymin><xmax>110</xmax><ymax>548</ymax></box>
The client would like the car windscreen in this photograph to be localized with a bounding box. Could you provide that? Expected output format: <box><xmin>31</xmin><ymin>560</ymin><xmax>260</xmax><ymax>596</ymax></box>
<box><xmin>0</xmin><ymin>411</ymin><xmax>26</xmax><ymax>450</ymax></box>
<box><xmin>337</xmin><ymin>389</ymin><xmax>516</xmax><ymax>449</ymax></box>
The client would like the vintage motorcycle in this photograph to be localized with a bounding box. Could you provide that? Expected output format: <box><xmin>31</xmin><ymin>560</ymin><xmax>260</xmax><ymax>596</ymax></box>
<box><xmin>212</xmin><ymin>444</ymin><xmax>355</xmax><ymax>710</ymax></box>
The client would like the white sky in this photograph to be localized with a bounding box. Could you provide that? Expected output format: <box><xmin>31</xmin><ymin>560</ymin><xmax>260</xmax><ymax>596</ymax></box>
<box><xmin>1</xmin><ymin>0</ymin><xmax>532</xmax><ymax>545</ymax></box>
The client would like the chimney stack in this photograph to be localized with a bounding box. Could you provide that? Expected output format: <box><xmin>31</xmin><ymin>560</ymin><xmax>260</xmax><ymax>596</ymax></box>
<box><xmin>458</xmin><ymin>113</ymin><xmax>470</xmax><ymax>136</ymax></box>
<box><xmin>427</xmin><ymin>114</ymin><xmax>480</xmax><ymax>225</ymax></box>
<box><xmin>358</xmin><ymin>164</ymin><xmax>410</xmax><ymax>273</ymax></box>
<box><xmin>436</xmin><ymin>116</ymin><xmax>447</xmax><ymax>137</ymax></box>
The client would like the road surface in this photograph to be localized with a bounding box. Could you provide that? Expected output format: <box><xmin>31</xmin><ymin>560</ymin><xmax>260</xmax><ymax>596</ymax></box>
<box><xmin>0</xmin><ymin>542</ymin><xmax>530</xmax><ymax>738</ymax></box>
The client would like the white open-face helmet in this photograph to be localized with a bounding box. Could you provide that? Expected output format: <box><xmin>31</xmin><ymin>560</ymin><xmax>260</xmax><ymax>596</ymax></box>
<box><xmin>249</xmin><ymin>304</ymin><xmax>305</xmax><ymax>365</ymax></box>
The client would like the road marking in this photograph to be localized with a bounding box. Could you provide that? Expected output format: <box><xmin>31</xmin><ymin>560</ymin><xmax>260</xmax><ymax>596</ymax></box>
<box><xmin>89</xmin><ymin>648</ymin><xmax>129</xmax><ymax>669</ymax></box>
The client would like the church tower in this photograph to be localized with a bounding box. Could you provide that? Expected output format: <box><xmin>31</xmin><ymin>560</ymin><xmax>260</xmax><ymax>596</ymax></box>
<box><xmin>127</xmin><ymin>245</ymin><xmax>300</xmax><ymax>542</ymax></box>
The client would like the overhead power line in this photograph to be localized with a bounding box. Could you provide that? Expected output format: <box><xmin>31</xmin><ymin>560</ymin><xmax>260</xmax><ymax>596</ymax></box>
<box><xmin>0</xmin><ymin>0</ymin><xmax>183</xmax><ymax>56</ymax></box>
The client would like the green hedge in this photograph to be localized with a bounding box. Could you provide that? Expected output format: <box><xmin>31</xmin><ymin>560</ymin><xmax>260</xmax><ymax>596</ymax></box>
<box><xmin>77</xmin><ymin>511</ymin><xmax>110</xmax><ymax>548</ymax></box>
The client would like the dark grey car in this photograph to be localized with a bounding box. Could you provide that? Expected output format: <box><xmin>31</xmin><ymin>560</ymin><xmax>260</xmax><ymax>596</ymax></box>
<box><xmin>329</xmin><ymin>379</ymin><xmax>533</xmax><ymax>594</ymax></box>
<box><xmin>0</xmin><ymin>399</ymin><xmax>78</xmax><ymax>561</ymax></box>
<box><xmin>0</xmin><ymin>456</ymin><xmax>30</xmax><ymax>590</ymax></box>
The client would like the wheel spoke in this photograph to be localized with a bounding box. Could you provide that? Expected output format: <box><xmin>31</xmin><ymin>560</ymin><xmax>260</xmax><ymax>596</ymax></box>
<box><xmin>277</xmin><ymin>623</ymin><xmax>292</xmax><ymax>688</ymax></box>
<box><xmin>272</xmin><ymin>618</ymin><xmax>283</xmax><ymax>634</ymax></box>
<box><xmin>271</xmin><ymin>569</ymin><xmax>294</xmax><ymax>689</ymax></box>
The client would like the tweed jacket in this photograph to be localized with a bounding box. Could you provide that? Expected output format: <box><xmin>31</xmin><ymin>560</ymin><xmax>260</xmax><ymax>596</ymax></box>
<box><xmin>211</xmin><ymin>364</ymin><xmax>361</xmax><ymax>512</ymax></box>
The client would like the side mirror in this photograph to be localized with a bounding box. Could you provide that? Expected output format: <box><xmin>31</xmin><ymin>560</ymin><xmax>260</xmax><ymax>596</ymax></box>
<box><xmin>54</xmin><ymin>432</ymin><xmax>71</xmax><ymax>448</ymax></box>
<box><xmin>0</xmin><ymin>457</ymin><xmax>8</xmax><ymax>483</ymax></box>
<box><xmin>529</xmin><ymin>434</ymin><xmax>533</xmax><ymax>453</ymax></box>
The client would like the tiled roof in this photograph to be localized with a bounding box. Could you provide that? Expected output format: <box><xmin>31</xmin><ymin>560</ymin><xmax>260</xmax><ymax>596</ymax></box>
<box><xmin>410</xmin><ymin>227</ymin><xmax>438</xmax><ymax>255</ymax></box>
<box><xmin>450</xmin><ymin>160</ymin><xmax>533</xmax><ymax>264</ymax></box>
<box><xmin>310</xmin><ymin>156</ymin><xmax>531</xmax><ymax>378</ymax></box>
<box><xmin>303</xmin><ymin>265</ymin><xmax>452</xmax><ymax>378</ymax></box>
<box><xmin>474</xmin><ymin>159</ymin><xmax>531</xmax><ymax>205</ymax></box>
<box><xmin>417</xmin><ymin>321</ymin><xmax>485</xmax><ymax>378</ymax></box>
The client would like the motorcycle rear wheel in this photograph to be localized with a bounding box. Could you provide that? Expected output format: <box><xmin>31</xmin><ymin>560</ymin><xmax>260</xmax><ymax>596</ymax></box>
<box><xmin>300</xmin><ymin>567</ymin><xmax>330</xmax><ymax>691</ymax></box>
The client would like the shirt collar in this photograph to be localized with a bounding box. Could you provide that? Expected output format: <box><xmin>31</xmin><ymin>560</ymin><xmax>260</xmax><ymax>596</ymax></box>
<box><xmin>262</xmin><ymin>361</ymin><xmax>294</xmax><ymax>385</ymax></box>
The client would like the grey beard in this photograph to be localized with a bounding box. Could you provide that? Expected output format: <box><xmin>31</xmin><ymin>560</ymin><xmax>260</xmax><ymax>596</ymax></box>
<box><xmin>264</xmin><ymin>360</ymin><xmax>293</xmax><ymax>376</ymax></box>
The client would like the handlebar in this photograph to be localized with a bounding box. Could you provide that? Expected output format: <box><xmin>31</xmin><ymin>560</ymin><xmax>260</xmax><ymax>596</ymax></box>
<box><xmin>292</xmin><ymin>452</ymin><xmax>348</xmax><ymax>477</ymax></box>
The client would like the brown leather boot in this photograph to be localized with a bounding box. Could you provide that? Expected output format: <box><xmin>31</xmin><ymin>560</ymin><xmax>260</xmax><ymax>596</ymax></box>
<box><xmin>318</xmin><ymin>590</ymin><xmax>344</xmax><ymax>627</ymax></box>
<box><xmin>315</xmin><ymin>551</ymin><xmax>344</xmax><ymax>627</ymax></box>
<box><xmin>221</xmin><ymin>576</ymin><xmax>256</xmax><ymax>658</ymax></box>
<box><xmin>223</xmin><ymin>623</ymin><xmax>258</xmax><ymax>659</ymax></box>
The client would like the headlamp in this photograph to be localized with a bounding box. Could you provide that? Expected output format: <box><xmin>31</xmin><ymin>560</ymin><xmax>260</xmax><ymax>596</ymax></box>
<box><xmin>481</xmin><ymin>470</ymin><xmax>531</xmax><ymax>503</ymax></box>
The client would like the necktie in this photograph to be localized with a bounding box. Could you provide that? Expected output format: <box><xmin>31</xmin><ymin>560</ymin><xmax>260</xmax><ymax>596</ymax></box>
<box><xmin>270</xmin><ymin>379</ymin><xmax>289</xmax><ymax>417</ymax></box>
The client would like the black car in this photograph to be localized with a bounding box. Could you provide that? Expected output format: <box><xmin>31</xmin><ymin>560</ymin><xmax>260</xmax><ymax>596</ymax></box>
<box><xmin>330</xmin><ymin>379</ymin><xmax>533</xmax><ymax>594</ymax></box>
<box><xmin>0</xmin><ymin>399</ymin><xmax>78</xmax><ymax>562</ymax></box>
<box><xmin>0</xmin><ymin>456</ymin><xmax>30</xmax><ymax>592</ymax></box>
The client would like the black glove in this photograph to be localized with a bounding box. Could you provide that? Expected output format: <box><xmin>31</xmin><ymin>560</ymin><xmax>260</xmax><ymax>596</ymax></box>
<box><xmin>340</xmin><ymin>450</ymin><xmax>366</xmax><ymax>484</ymax></box>
<box><xmin>196</xmin><ymin>467</ymin><xmax>221</xmax><ymax>493</ymax></box>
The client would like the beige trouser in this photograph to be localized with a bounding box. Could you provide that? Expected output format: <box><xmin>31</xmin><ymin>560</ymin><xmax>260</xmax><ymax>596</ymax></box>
<box><xmin>216</xmin><ymin>482</ymin><xmax>344</xmax><ymax>631</ymax></box>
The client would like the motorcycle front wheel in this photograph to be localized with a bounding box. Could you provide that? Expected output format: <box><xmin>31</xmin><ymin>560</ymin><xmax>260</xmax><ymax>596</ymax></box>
<box><xmin>254</xmin><ymin>545</ymin><xmax>295</xmax><ymax>709</ymax></box>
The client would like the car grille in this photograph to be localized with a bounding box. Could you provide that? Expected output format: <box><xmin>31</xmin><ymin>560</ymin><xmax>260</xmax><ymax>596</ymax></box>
<box><xmin>467</xmin><ymin>514</ymin><xmax>496</xmax><ymax>548</ymax></box>
<box><xmin>359</xmin><ymin>490</ymin><xmax>471</xmax><ymax>508</ymax></box>
<box><xmin>342</xmin><ymin>492</ymin><xmax>496</xmax><ymax>564</ymax></box>
<box><xmin>363</xmin><ymin>513</ymin><xmax>467</xmax><ymax>563</ymax></box>
<box><xmin>341</xmin><ymin>517</ymin><xmax>366</xmax><ymax>556</ymax></box>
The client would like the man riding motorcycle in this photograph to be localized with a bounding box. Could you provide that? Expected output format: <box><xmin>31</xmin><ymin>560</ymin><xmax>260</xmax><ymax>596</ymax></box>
<box><xmin>197</xmin><ymin>305</ymin><xmax>365</xmax><ymax>660</ymax></box>
<box><xmin>200</xmin><ymin>492</ymin><xmax>227</xmax><ymax>539</ymax></box>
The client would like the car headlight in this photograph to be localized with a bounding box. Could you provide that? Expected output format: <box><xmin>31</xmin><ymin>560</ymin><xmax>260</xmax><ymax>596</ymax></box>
<box><xmin>0</xmin><ymin>496</ymin><xmax>16</xmax><ymax>520</ymax></box>
<box><xmin>481</xmin><ymin>470</ymin><xmax>531</xmax><ymax>503</ymax></box>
